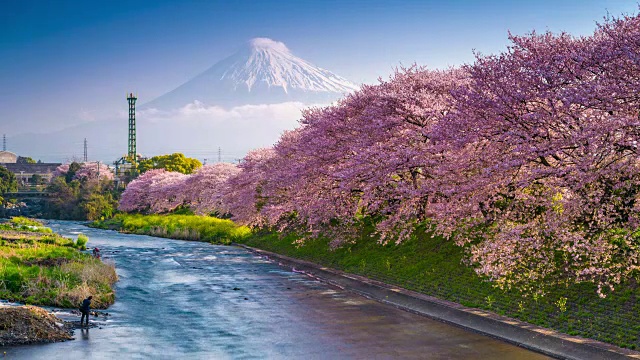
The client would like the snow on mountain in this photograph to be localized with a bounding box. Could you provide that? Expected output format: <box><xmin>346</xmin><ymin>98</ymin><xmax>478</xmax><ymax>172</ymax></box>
<box><xmin>11</xmin><ymin>38</ymin><xmax>358</xmax><ymax>162</ymax></box>
<box><xmin>144</xmin><ymin>38</ymin><xmax>359</xmax><ymax>109</ymax></box>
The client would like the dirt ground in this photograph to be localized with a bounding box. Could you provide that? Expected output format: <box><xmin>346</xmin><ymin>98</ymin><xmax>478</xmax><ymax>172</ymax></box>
<box><xmin>0</xmin><ymin>306</ymin><xmax>72</xmax><ymax>346</ymax></box>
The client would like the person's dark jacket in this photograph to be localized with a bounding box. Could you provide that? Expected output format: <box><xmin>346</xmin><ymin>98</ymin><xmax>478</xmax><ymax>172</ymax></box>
<box><xmin>80</xmin><ymin>298</ymin><xmax>91</xmax><ymax>313</ymax></box>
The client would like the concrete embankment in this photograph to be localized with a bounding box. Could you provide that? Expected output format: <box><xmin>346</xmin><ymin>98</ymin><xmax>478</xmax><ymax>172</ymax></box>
<box><xmin>238</xmin><ymin>244</ymin><xmax>640</xmax><ymax>360</ymax></box>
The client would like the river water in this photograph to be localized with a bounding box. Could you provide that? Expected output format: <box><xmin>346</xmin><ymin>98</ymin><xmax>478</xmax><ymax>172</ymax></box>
<box><xmin>3</xmin><ymin>221</ymin><xmax>549</xmax><ymax>359</ymax></box>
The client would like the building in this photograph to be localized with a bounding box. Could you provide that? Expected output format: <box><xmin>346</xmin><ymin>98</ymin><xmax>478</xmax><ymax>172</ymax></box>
<box><xmin>0</xmin><ymin>151</ymin><xmax>18</xmax><ymax>163</ymax></box>
<box><xmin>0</xmin><ymin>152</ymin><xmax>61</xmax><ymax>184</ymax></box>
<box><xmin>2</xmin><ymin>163</ymin><xmax>61</xmax><ymax>184</ymax></box>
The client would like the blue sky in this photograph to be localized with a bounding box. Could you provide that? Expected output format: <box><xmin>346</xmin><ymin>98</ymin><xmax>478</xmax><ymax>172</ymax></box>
<box><xmin>1</xmin><ymin>0</ymin><xmax>638</xmax><ymax>137</ymax></box>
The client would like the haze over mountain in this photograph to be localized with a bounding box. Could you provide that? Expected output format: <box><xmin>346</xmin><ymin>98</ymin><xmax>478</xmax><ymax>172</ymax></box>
<box><xmin>144</xmin><ymin>38</ymin><xmax>359</xmax><ymax>109</ymax></box>
<box><xmin>8</xmin><ymin>38</ymin><xmax>358</xmax><ymax>163</ymax></box>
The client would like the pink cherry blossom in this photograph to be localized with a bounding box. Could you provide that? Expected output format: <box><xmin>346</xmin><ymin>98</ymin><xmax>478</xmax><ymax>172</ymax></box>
<box><xmin>117</xmin><ymin>12</ymin><xmax>640</xmax><ymax>296</ymax></box>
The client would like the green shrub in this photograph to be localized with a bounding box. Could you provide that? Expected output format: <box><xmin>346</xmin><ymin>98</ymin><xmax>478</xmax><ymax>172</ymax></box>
<box><xmin>96</xmin><ymin>213</ymin><xmax>251</xmax><ymax>245</ymax></box>
<box><xmin>11</xmin><ymin>217</ymin><xmax>44</xmax><ymax>227</ymax></box>
<box><xmin>7</xmin><ymin>217</ymin><xmax>53</xmax><ymax>233</ymax></box>
<box><xmin>76</xmin><ymin>234</ymin><xmax>89</xmax><ymax>250</ymax></box>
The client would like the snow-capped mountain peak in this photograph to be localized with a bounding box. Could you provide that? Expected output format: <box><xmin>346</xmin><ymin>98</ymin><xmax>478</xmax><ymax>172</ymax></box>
<box><xmin>246</xmin><ymin>37</ymin><xmax>290</xmax><ymax>53</ymax></box>
<box><xmin>145</xmin><ymin>37</ymin><xmax>359</xmax><ymax>109</ymax></box>
<box><xmin>223</xmin><ymin>37</ymin><xmax>359</xmax><ymax>94</ymax></box>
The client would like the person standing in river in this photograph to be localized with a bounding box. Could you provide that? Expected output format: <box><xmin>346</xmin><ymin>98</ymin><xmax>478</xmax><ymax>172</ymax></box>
<box><xmin>80</xmin><ymin>296</ymin><xmax>92</xmax><ymax>327</ymax></box>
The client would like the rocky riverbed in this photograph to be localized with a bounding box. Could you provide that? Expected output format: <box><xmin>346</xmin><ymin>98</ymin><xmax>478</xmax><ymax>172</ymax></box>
<box><xmin>0</xmin><ymin>306</ymin><xmax>71</xmax><ymax>346</ymax></box>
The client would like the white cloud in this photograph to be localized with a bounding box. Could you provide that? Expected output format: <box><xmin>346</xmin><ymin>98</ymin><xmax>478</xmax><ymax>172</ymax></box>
<box><xmin>134</xmin><ymin>101</ymin><xmax>324</xmax><ymax>160</ymax></box>
<box><xmin>139</xmin><ymin>101</ymin><xmax>312</xmax><ymax>124</ymax></box>
<box><xmin>12</xmin><ymin>101</ymin><xmax>327</xmax><ymax>163</ymax></box>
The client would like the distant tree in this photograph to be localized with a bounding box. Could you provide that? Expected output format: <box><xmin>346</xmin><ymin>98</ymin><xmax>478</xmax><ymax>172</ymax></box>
<box><xmin>74</xmin><ymin>162</ymin><xmax>114</xmax><ymax>181</ymax></box>
<box><xmin>0</xmin><ymin>166</ymin><xmax>18</xmax><ymax>196</ymax></box>
<box><xmin>55</xmin><ymin>162</ymin><xmax>114</xmax><ymax>182</ymax></box>
<box><xmin>46</xmin><ymin>176</ymin><xmax>118</xmax><ymax>220</ymax></box>
<box><xmin>17</xmin><ymin>156</ymin><xmax>36</xmax><ymax>164</ymax></box>
<box><xmin>29</xmin><ymin>174</ymin><xmax>43</xmax><ymax>185</ymax></box>
<box><xmin>64</xmin><ymin>162</ymin><xmax>82</xmax><ymax>183</ymax></box>
<box><xmin>138</xmin><ymin>153</ymin><xmax>202</xmax><ymax>175</ymax></box>
<box><xmin>82</xmin><ymin>187</ymin><xmax>117</xmax><ymax>220</ymax></box>
<box><xmin>46</xmin><ymin>177</ymin><xmax>81</xmax><ymax>219</ymax></box>
<box><xmin>47</xmin><ymin>162</ymin><xmax>118</xmax><ymax>220</ymax></box>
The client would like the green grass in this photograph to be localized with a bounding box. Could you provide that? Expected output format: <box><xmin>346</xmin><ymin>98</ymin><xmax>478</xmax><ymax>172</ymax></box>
<box><xmin>94</xmin><ymin>214</ymin><xmax>640</xmax><ymax>350</ymax></box>
<box><xmin>0</xmin><ymin>220</ymin><xmax>117</xmax><ymax>309</ymax></box>
<box><xmin>0</xmin><ymin>217</ymin><xmax>53</xmax><ymax>234</ymax></box>
<box><xmin>9</xmin><ymin>217</ymin><xmax>46</xmax><ymax>228</ymax></box>
<box><xmin>92</xmin><ymin>213</ymin><xmax>251</xmax><ymax>245</ymax></box>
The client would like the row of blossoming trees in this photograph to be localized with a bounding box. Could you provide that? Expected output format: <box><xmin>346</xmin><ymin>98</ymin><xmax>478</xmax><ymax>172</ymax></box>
<box><xmin>120</xmin><ymin>14</ymin><xmax>640</xmax><ymax>296</ymax></box>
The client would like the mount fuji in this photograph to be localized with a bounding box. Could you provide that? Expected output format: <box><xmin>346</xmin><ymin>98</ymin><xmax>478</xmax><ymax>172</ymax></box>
<box><xmin>144</xmin><ymin>38</ymin><xmax>359</xmax><ymax>109</ymax></box>
<box><xmin>9</xmin><ymin>38</ymin><xmax>360</xmax><ymax>163</ymax></box>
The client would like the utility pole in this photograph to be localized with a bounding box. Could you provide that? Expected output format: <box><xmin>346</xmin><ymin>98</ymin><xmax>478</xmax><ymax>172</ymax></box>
<box><xmin>3</xmin><ymin>134</ymin><xmax>6</xmax><ymax>152</ymax></box>
<box><xmin>97</xmin><ymin>161</ymin><xmax>100</xmax><ymax>178</ymax></box>
<box><xmin>218</xmin><ymin>147</ymin><xmax>221</xmax><ymax>163</ymax></box>
<box><xmin>83</xmin><ymin>138</ymin><xmax>88</xmax><ymax>162</ymax></box>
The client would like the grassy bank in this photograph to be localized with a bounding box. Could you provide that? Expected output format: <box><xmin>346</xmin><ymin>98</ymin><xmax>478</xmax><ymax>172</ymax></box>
<box><xmin>91</xmin><ymin>213</ymin><xmax>251</xmax><ymax>245</ymax></box>
<box><xmin>242</xmin><ymin>228</ymin><xmax>640</xmax><ymax>350</ymax></box>
<box><xmin>95</xmin><ymin>214</ymin><xmax>640</xmax><ymax>350</ymax></box>
<box><xmin>0</xmin><ymin>217</ymin><xmax>117</xmax><ymax>309</ymax></box>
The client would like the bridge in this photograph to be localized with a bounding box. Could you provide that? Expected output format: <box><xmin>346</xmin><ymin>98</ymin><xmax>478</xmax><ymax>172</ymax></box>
<box><xmin>4</xmin><ymin>191</ymin><xmax>52</xmax><ymax>198</ymax></box>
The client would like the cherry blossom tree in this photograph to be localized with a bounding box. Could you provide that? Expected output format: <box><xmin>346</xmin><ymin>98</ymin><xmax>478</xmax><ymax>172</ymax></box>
<box><xmin>54</xmin><ymin>162</ymin><xmax>114</xmax><ymax>181</ymax></box>
<box><xmin>117</xmin><ymin>12</ymin><xmax>640</xmax><ymax>296</ymax></box>
<box><xmin>247</xmin><ymin>67</ymin><xmax>463</xmax><ymax>245</ymax></box>
<box><xmin>184</xmin><ymin>163</ymin><xmax>240</xmax><ymax>215</ymax></box>
<box><xmin>428</xmin><ymin>21</ymin><xmax>640</xmax><ymax>295</ymax></box>
<box><xmin>53</xmin><ymin>163</ymin><xmax>70</xmax><ymax>178</ymax></box>
<box><xmin>146</xmin><ymin>171</ymin><xmax>189</xmax><ymax>214</ymax></box>
<box><xmin>74</xmin><ymin>162</ymin><xmax>115</xmax><ymax>181</ymax></box>
<box><xmin>223</xmin><ymin>148</ymin><xmax>277</xmax><ymax>227</ymax></box>
<box><xmin>118</xmin><ymin>169</ymin><xmax>187</xmax><ymax>214</ymax></box>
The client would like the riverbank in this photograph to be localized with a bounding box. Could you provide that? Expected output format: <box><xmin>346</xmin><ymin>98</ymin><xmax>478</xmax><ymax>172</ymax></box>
<box><xmin>242</xmin><ymin>244</ymin><xmax>639</xmax><ymax>359</ymax></box>
<box><xmin>0</xmin><ymin>218</ymin><xmax>117</xmax><ymax>308</ymax></box>
<box><xmin>0</xmin><ymin>217</ymin><xmax>117</xmax><ymax>346</ymax></box>
<box><xmin>93</xmin><ymin>213</ymin><xmax>640</xmax><ymax>353</ymax></box>
<box><xmin>91</xmin><ymin>213</ymin><xmax>250</xmax><ymax>245</ymax></box>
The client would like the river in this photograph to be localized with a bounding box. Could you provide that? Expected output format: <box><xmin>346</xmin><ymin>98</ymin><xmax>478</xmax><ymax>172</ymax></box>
<box><xmin>3</xmin><ymin>221</ymin><xmax>549</xmax><ymax>359</ymax></box>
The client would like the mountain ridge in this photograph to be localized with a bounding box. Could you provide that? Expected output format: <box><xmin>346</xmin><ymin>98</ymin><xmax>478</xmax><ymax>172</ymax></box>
<box><xmin>144</xmin><ymin>38</ymin><xmax>358</xmax><ymax>109</ymax></box>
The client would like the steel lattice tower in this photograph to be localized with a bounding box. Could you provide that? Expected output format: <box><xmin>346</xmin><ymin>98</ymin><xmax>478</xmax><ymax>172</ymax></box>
<box><xmin>127</xmin><ymin>93</ymin><xmax>137</xmax><ymax>162</ymax></box>
<box><xmin>83</xmin><ymin>138</ymin><xmax>88</xmax><ymax>162</ymax></box>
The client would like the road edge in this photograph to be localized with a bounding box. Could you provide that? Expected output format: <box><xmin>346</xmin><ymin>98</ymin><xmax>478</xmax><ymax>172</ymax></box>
<box><xmin>237</xmin><ymin>244</ymin><xmax>640</xmax><ymax>360</ymax></box>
